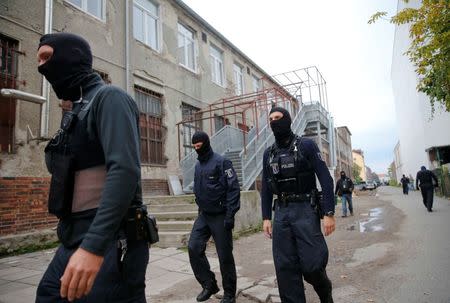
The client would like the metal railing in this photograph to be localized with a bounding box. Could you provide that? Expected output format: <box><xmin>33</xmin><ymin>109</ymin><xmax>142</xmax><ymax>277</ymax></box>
<box><xmin>181</xmin><ymin>125</ymin><xmax>246</xmax><ymax>191</ymax></box>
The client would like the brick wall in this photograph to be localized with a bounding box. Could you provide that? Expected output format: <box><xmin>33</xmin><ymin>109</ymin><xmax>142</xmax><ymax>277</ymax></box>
<box><xmin>0</xmin><ymin>177</ymin><xmax>170</xmax><ymax>237</ymax></box>
<box><xmin>142</xmin><ymin>179</ymin><xmax>169</xmax><ymax>196</ymax></box>
<box><xmin>0</xmin><ymin>177</ymin><xmax>58</xmax><ymax>236</ymax></box>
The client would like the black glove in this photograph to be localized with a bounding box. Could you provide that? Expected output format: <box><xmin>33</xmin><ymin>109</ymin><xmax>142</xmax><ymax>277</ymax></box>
<box><xmin>224</xmin><ymin>217</ymin><xmax>235</xmax><ymax>230</ymax></box>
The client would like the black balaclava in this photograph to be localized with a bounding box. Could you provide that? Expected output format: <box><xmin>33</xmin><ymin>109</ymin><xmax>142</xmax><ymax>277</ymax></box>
<box><xmin>421</xmin><ymin>166</ymin><xmax>426</xmax><ymax>171</ymax></box>
<box><xmin>192</xmin><ymin>131</ymin><xmax>212</xmax><ymax>161</ymax></box>
<box><xmin>38</xmin><ymin>33</ymin><xmax>93</xmax><ymax>101</ymax></box>
<box><xmin>269</xmin><ymin>106</ymin><xmax>294</xmax><ymax>146</ymax></box>
<box><xmin>340</xmin><ymin>171</ymin><xmax>346</xmax><ymax>179</ymax></box>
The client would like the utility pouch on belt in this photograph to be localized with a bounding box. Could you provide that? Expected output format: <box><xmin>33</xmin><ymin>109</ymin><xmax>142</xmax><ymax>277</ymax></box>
<box><xmin>124</xmin><ymin>205</ymin><xmax>159</xmax><ymax>244</ymax></box>
<box><xmin>46</xmin><ymin>150</ymin><xmax>75</xmax><ymax>218</ymax></box>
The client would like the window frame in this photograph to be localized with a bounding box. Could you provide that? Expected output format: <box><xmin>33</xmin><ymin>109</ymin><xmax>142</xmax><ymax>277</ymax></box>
<box><xmin>134</xmin><ymin>86</ymin><xmax>165</xmax><ymax>166</ymax></box>
<box><xmin>233</xmin><ymin>63</ymin><xmax>244</xmax><ymax>95</ymax></box>
<box><xmin>65</xmin><ymin>0</ymin><xmax>106</xmax><ymax>21</ymax></box>
<box><xmin>252</xmin><ymin>74</ymin><xmax>262</xmax><ymax>93</ymax></box>
<box><xmin>177</xmin><ymin>23</ymin><xmax>198</xmax><ymax>73</ymax></box>
<box><xmin>209</xmin><ymin>44</ymin><xmax>225</xmax><ymax>87</ymax></box>
<box><xmin>133</xmin><ymin>0</ymin><xmax>162</xmax><ymax>52</ymax></box>
<box><xmin>181</xmin><ymin>103</ymin><xmax>202</xmax><ymax>156</ymax></box>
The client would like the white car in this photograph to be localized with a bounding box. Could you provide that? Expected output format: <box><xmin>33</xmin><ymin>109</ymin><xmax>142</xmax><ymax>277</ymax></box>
<box><xmin>365</xmin><ymin>181</ymin><xmax>376</xmax><ymax>190</ymax></box>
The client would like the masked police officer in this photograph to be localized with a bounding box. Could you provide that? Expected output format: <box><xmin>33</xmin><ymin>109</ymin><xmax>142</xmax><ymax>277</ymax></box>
<box><xmin>335</xmin><ymin>171</ymin><xmax>354</xmax><ymax>217</ymax></box>
<box><xmin>188</xmin><ymin>131</ymin><xmax>240</xmax><ymax>303</ymax></box>
<box><xmin>416</xmin><ymin>166</ymin><xmax>439</xmax><ymax>212</ymax></box>
<box><xmin>36</xmin><ymin>33</ymin><xmax>149</xmax><ymax>302</ymax></box>
<box><xmin>261</xmin><ymin>107</ymin><xmax>335</xmax><ymax>303</ymax></box>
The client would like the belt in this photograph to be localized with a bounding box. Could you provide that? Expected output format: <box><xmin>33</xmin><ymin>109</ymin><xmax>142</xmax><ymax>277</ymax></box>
<box><xmin>278</xmin><ymin>193</ymin><xmax>311</xmax><ymax>203</ymax></box>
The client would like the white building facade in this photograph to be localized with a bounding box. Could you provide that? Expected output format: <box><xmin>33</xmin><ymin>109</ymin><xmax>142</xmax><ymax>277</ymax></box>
<box><xmin>391</xmin><ymin>0</ymin><xmax>450</xmax><ymax>181</ymax></box>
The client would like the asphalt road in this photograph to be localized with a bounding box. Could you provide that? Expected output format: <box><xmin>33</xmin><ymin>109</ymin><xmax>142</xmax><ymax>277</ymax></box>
<box><xmin>375</xmin><ymin>186</ymin><xmax>450</xmax><ymax>303</ymax></box>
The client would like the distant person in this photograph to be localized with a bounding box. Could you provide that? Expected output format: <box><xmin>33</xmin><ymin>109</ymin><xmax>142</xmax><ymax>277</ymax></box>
<box><xmin>400</xmin><ymin>174</ymin><xmax>410</xmax><ymax>195</ymax></box>
<box><xmin>335</xmin><ymin>171</ymin><xmax>354</xmax><ymax>217</ymax></box>
<box><xmin>416</xmin><ymin>166</ymin><xmax>439</xmax><ymax>212</ymax></box>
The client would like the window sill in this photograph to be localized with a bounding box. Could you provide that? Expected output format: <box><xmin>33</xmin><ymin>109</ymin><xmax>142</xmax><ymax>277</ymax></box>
<box><xmin>134</xmin><ymin>39</ymin><xmax>161</xmax><ymax>54</ymax></box>
<box><xmin>64</xmin><ymin>1</ymin><xmax>106</xmax><ymax>23</ymax></box>
<box><xmin>141</xmin><ymin>163</ymin><xmax>167</xmax><ymax>168</ymax></box>
<box><xmin>179</xmin><ymin>63</ymin><xmax>198</xmax><ymax>75</ymax></box>
<box><xmin>211</xmin><ymin>80</ymin><xmax>226</xmax><ymax>89</ymax></box>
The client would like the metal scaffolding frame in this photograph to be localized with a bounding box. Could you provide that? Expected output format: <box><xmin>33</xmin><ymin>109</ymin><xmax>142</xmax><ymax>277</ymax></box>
<box><xmin>176</xmin><ymin>66</ymin><xmax>329</xmax><ymax>161</ymax></box>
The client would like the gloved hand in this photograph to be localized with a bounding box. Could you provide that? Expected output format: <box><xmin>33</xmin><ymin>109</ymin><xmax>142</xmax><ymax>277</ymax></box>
<box><xmin>224</xmin><ymin>217</ymin><xmax>235</xmax><ymax>230</ymax></box>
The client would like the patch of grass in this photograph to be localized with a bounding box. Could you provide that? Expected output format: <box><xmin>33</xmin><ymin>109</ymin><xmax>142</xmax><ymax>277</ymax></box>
<box><xmin>233</xmin><ymin>222</ymin><xmax>263</xmax><ymax>240</ymax></box>
<box><xmin>177</xmin><ymin>246</ymin><xmax>188</xmax><ymax>253</ymax></box>
<box><xmin>0</xmin><ymin>241</ymin><xmax>60</xmax><ymax>258</ymax></box>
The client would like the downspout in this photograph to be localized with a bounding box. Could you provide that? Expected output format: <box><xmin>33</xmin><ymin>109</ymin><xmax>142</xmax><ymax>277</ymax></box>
<box><xmin>125</xmin><ymin>0</ymin><xmax>130</xmax><ymax>93</ymax></box>
<box><xmin>40</xmin><ymin>0</ymin><xmax>52</xmax><ymax>137</ymax></box>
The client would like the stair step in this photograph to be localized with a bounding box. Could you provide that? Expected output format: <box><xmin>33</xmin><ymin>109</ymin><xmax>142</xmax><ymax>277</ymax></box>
<box><xmin>143</xmin><ymin>195</ymin><xmax>196</xmax><ymax>205</ymax></box>
<box><xmin>158</xmin><ymin>220</ymin><xmax>195</xmax><ymax>231</ymax></box>
<box><xmin>153</xmin><ymin>211</ymin><xmax>198</xmax><ymax>221</ymax></box>
<box><xmin>155</xmin><ymin>231</ymin><xmax>190</xmax><ymax>248</ymax></box>
<box><xmin>149</xmin><ymin>204</ymin><xmax>198</xmax><ymax>213</ymax></box>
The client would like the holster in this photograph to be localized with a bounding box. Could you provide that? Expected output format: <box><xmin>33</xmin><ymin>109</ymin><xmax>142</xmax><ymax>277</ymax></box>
<box><xmin>310</xmin><ymin>189</ymin><xmax>324</xmax><ymax>219</ymax></box>
<box><xmin>46</xmin><ymin>150</ymin><xmax>75</xmax><ymax>219</ymax></box>
<box><xmin>123</xmin><ymin>205</ymin><xmax>159</xmax><ymax>245</ymax></box>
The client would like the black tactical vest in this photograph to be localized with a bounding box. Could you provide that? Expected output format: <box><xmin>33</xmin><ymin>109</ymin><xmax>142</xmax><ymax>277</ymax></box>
<box><xmin>267</xmin><ymin>136</ymin><xmax>315</xmax><ymax>195</ymax></box>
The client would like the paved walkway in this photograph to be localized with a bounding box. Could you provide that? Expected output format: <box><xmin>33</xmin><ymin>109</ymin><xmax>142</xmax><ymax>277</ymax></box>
<box><xmin>0</xmin><ymin>243</ymin><xmax>280</xmax><ymax>303</ymax></box>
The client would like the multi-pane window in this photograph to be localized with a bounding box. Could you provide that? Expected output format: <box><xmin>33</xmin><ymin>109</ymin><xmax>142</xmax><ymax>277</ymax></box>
<box><xmin>0</xmin><ymin>35</ymin><xmax>19</xmax><ymax>153</ymax></box>
<box><xmin>134</xmin><ymin>86</ymin><xmax>165</xmax><ymax>165</ymax></box>
<box><xmin>133</xmin><ymin>0</ymin><xmax>160</xmax><ymax>51</ymax></box>
<box><xmin>214</xmin><ymin>115</ymin><xmax>229</xmax><ymax>132</ymax></box>
<box><xmin>66</xmin><ymin>0</ymin><xmax>104</xmax><ymax>20</ymax></box>
<box><xmin>233</xmin><ymin>63</ymin><xmax>244</xmax><ymax>95</ymax></box>
<box><xmin>177</xmin><ymin>23</ymin><xmax>197</xmax><ymax>72</ymax></box>
<box><xmin>210</xmin><ymin>45</ymin><xmax>224</xmax><ymax>86</ymax></box>
<box><xmin>181</xmin><ymin>103</ymin><xmax>201</xmax><ymax>156</ymax></box>
<box><xmin>252</xmin><ymin>75</ymin><xmax>261</xmax><ymax>92</ymax></box>
<box><xmin>93</xmin><ymin>69</ymin><xmax>111</xmax><ymax>84</ymax></box>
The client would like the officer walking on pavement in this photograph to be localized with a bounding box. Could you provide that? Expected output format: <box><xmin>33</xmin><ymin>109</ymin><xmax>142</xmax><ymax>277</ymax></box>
<box><xmin>416</xmin><ymin>166</ymin><xmax>439</xmax><ymax>212</ymax></box>
<box><xmin>36</xmin><ymin>33</ymin><xmax>150</xmax><ymax>302</ymax></box>
<box><xmin>261</xmin><ymin>107</ymin><xmax>335</xmax><ymax>303</ymax></box>
<box><xmin>335</xmin><ymin>171</ymin><xmax>354</xmax><ymax>217</ymax></box>
<box><xmin>188</xmin><ymin>131</ymin><xmax>241</xmax><ymax>303</ymax></box>
<box><xmin>400</xmin><ymin>174</ymin><xmax>410</xmax><ymax>195</ymax></box>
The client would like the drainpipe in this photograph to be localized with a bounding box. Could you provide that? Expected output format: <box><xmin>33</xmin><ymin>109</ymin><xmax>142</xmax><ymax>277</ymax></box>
<box><xmin>40</xmin><ymin>0</ymin><xmax>53</xmax><ymax>137</ymax></box>
<box><xmin>125</xmin><ymin>0</ymin><xmax>130</xmax><ymax>93</ymax></box>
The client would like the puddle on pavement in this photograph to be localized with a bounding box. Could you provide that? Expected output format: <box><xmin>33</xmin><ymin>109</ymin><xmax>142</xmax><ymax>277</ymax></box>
<box><xmin>347</xmin><ymin>242</ymin><xmax>393</xmax><ymax>267</ymax></box>
<box><xmin>359</xmin><ymin>207</ymin><xmax>384</xmax><ymax>232</ymax></box>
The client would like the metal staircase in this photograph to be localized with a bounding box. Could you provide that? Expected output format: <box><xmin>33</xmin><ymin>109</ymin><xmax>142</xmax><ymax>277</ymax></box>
<box><xmin>181</xmin><ymin>102</ymin><xmax>332</xmax><ymax>192</ymax></box>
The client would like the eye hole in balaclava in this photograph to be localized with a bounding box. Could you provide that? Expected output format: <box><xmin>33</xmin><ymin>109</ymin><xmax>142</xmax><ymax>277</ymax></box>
<box><xmin>192</xmin><ymin>131</ymin><xmax>212</xmax><ymax>158</ymax></box>
<box><xmin>269</xmin><ymin>106</ymin><xmax>293</xmax><ymax>146</ymax></box>
<box><xmin>38</xmin><ymin>33</ymin><xmax>93</xmax><ymax>101</ymax></box>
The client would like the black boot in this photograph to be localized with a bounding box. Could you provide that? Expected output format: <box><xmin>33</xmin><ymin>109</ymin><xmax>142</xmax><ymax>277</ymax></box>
<box><xmin>220</xmin><ymin>294</ymin><xmax>236</xmax><ymax>303</ymax></box>
<box><xmin>196</xmin><ymin>284</ymin><xmax>220</xmax><ymax>302</ymax></box>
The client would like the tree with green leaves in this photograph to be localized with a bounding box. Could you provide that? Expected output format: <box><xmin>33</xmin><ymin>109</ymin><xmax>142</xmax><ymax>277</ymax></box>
<box><xmin>369</xmin><ymin>0</ymin><xmax>450</xmax><ymax>113</ymax></box>
<box><xmin>352</xmin><ymin>163</ymin><xmax>363</xmax><ymax>183</ymax></box>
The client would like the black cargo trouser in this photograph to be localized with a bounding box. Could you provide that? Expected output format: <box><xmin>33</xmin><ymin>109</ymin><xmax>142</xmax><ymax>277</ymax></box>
<box><xmin>188</xmin><ymin>212</ymin><xmax>236</xmax><ymax>297</ymax></box>
<box><xmin>420</xmin><ymin>185</ymin><xmax>434</xmax><ymax>211</ymax></box>
<box><xmin>273</xmin><ymin>201</ymin><xmax>333</xmax><ymax>303</ymax></box>
<box><xmin>36</xmin><ymin>240</ymin><xmax>149</xmax><ymax>303</ymax></box>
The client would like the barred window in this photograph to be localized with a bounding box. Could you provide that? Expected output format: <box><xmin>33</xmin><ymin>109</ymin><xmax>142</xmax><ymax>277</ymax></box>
<box><xmin>0</xmin><ymin>35</ymin><xmax>19</xmax><ymax>153</ymax></box>
<box><xmin>134</xmin><ymin>86</ymin><xmax>165</xmax><ymax>165</ymax></box>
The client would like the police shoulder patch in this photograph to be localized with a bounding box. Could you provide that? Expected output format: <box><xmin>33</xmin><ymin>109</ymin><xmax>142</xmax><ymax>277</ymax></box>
<box><xmin>225</xmin><ymin>168</ymin><xmax>234</xmax><ymax>178</ymax></box>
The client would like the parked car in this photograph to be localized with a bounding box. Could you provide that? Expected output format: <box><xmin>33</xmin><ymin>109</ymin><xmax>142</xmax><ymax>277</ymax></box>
<box><xmin>355</xmin><ymin>181</ymin><xmax>366</xmax><ymax>191</ymax></box>
<box><xmin>365</xmin><ymin>181</ymin><xmax>377</xmax><ymax>190</ymax></box>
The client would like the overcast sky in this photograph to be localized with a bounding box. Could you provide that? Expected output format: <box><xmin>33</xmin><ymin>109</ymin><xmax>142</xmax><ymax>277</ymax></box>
<box><xmin>182</xmin><ymin>0</ymin><xmax>399</xmax><ymax>174</ymax></box>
